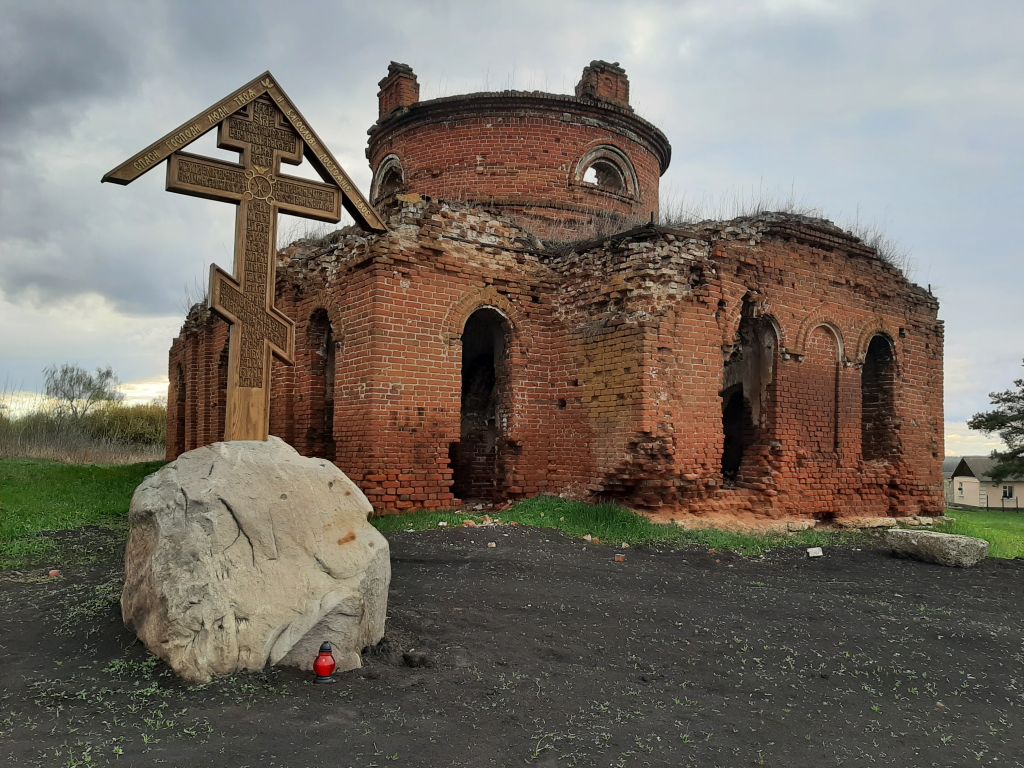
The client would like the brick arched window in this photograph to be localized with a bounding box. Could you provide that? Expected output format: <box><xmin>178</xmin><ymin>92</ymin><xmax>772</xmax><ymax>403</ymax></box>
<box><xmin>861</xmin><ymin>334</ymin><xmax>898</xmax><ymax>461</ymax></box>
<box><xmin>799</xmin><ymin>325</ymin><xmax>842</xmax><ymax>454</ymax></box>
<box><xmin>573</xmin><ymin>145</ymin><xmax>639</xmax><ymax>200</ymax></box>
<box><xmin>371</xmin><ymin>154</ymin><xmax>404</xmax><ymax>202</ymax></box>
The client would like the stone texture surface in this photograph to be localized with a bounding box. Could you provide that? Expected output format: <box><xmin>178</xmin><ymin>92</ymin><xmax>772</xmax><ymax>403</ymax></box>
<box><xmin>884</xmin><ymin>529</ymin><xmax>989</xmax><ymax>567</ymax></box>
<box><xmin>122</xmin><ymin>437</ymin><xmax>390</xmax><ymax>683</ymax></box>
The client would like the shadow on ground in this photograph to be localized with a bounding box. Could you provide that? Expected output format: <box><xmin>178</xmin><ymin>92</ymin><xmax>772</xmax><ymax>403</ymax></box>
<box><xmin>1</xmin><ymin>525</ymin><xmax>1022</xmax><ymax>767</ymax></box>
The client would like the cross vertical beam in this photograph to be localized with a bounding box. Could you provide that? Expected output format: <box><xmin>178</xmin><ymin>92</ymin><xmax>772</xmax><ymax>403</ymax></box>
<box><xmin>103</xmin><ymin>73</ymin><xmax>384</xmax><ymax>444</ymax></box>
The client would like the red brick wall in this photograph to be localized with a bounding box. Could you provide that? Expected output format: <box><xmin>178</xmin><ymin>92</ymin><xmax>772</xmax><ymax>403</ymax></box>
<box><xmin>625</xmin><ymin>217</ymin><xmax>944</xmax><ymax>521</ymax></box>
<box><xmin>377</xmin><ymin>62</ymin><xmax>420</xmax><ymax>120</ymax></box>
<box><xmin>795</xmin><ymin>326</ymin><xmax>841</xmax><ymax>455</ymax></box>
<box><xmin>575</xmin><ymin>60</ymin><xmax>630</xmax><ymax>109</ymax></box>
<box><xmin>167</xmin><ymin>202</ymin><xmax>944</xmax><ymax>523</ymax></box>
<box><xmin>166</xmin><ymin>310</ymin><xmax>228</xmax><ymax>459</ymax></box>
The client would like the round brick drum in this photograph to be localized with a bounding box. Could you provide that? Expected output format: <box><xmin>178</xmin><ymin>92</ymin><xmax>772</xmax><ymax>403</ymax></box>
<box><xmin>366</xmin><ymin>61</ymin><xmax>672</xmax><ymax>241</ymax></box>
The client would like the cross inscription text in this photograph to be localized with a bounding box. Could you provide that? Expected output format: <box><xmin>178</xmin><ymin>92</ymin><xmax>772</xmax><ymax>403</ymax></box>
<box><xmin>166</xmin><ymin>97</ymin><xmax>341</xmax><ymax>439</ymax></box>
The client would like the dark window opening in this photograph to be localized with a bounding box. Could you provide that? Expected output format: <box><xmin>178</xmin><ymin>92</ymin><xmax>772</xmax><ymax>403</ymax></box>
<box><xmin>861</xmin><ymin>334</ymin><xmax>898</xmax><ymax>461</ymax></box>
<box><xmin>721</xmin><ymin>387</ymin><xmax>755</xmax><ymax>482</ymax></box>
<box><xmin>374</xmin><ymin>156</ymin><xmax>404</xmax><ymax>201</ymax></box>
<box><xmin>378</xmin><ymin>166</ymin><xmax>402</xmax><ymax>198</ymax></box>
<box><xmin>451</xmin><ymin>308</ymin><xmax>511</xmax><ymax>502</ymax></box>
<box><xmin>307</xmin><ymin>309</ymin><xmax>337</xmax><ymax>461</ymax></box>
<box><xmin>582</xmin><ymin>159</ymin><xmax>626</xmax><ymax>193</ymax></box>
<box><xmin>720</xmin><ymin>301</ymin><xmax>777</xmax><ymax>485</ymax></box>
<box><xmin>175</xmin><ymin>364</ymin><xmax>186</xmax><ymax>457</ymax></box>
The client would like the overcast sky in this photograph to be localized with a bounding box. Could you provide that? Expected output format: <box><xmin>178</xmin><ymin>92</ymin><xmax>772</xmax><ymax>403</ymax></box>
<box><xmin>1</xmin><ymin>0</ymin><xmax>1021</xmax><ymax>454</ymax></box>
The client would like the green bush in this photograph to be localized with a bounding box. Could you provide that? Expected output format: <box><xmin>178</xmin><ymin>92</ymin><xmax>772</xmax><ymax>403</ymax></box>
<box><xmin>80</xmin><ymin>403</ymin><xmax>167</xmax><ymax>445</ymax></box>
<box><xmin>0</xmin><ymin>403</ymin><xmax>166</xmax><ymax>464</ymax></box>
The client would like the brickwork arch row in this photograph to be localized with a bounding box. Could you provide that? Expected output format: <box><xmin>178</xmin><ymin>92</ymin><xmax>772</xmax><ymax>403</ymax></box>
<box><xmin>442</xmin><ymin>287</ymin><xmax>527</xmax><ymax>353</ymax></box>
<box><xmin>718</xmin><ymin>294</ymin><xmax>902</xmax><ymax>368</ymax></box>
<box><xmin>298</xmin><ymin>293</ymin><xmax>346</xmax><ymax>340</ymax></box>
<box><xmin>791</xmin><ymin>303</ymin><xmax>847</xmax><ymax>362</ymax></box>
<box><xmin>852</xmin><ymin>318</ymin><xmax>901</xmax><ymax>365</ymax></box>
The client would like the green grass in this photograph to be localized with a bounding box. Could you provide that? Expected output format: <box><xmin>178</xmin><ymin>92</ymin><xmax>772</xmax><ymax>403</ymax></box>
<box><xmin>373</xmin><ymin>495</ymin><xmax>860</xmax><ymax>557</ymax></box>
<box><xmin>941</xmin><ymin>507</ymin><xmax>1024</xmax><ymax>559</ymax></box>
<box><xmin>5</xmin><ymin>457</ymin><xmax>1021</xmax><ymax>570</ymax></box>
<box><xmin>0</xmin><ymin>459</ymin><xmax>164</xmax><ymax>568</ymax></box>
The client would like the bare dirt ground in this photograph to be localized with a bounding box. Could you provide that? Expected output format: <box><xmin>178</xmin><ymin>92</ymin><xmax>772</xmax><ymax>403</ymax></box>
<box><xmin>2</xmin><ymin>525</ymin><xmax>1023</xmax><ymax>767</ymax></box>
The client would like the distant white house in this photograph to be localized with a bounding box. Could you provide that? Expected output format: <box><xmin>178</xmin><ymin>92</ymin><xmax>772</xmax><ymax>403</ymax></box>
<box><xmin>948</xmin><ymin>456</ymin><xmax>1023</xmax><ymax>509</ymax></box>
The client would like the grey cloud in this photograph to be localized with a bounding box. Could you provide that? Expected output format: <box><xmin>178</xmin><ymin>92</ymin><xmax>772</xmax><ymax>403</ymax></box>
<box><xmin>0</xmin><ymin>0</ymin><xmax>1021</xmax><ymax>428</ymax></box>
<box><xmin>0</xmin><ymin>2</ymin><xmax>138</xmax><ymax>137</ymax></box>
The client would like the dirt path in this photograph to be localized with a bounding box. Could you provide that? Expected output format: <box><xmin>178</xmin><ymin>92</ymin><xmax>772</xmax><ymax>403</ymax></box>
<box><xmin>2</xmin><ymin>526</ymin><xmax>1022</xmax><ymax>767</ymax></box>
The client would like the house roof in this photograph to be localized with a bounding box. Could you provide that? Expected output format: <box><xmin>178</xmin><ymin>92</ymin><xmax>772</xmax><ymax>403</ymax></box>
<box><xmin>942</xmin><ymin>457</ymin><xmax>961</xmax><ymax>479</ymax></box>
<box><xmin>950</xmin><ymin>456</ymin><xmax>1024</xmax><ymax>482</ymax></box>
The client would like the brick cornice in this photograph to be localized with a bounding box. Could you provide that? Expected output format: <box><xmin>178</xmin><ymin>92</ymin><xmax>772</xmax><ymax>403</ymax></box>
<box><xmin>367</xmin><ymin>91</ymin><xmax>672</xmax><ymax>173</ymax></box>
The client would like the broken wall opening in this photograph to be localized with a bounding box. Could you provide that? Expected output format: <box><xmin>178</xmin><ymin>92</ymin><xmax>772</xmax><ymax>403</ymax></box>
<box><xmin>583</xmin><ymin>160</ymin><xmax>626</xmax><ymax>193</ymax></box>
<box><xmin>721</xmin><ymin>388</ymin><xmax>755</xmax><ymax>481</ymax></box>
<box><xmin>861</xmin><ymin>334</ymin><xmax>898</xmax><ymax>461</ymax></box>
<box><xmin>307</xmin><ymin>309</ymin><xmax>337</xmax><ymax>461</ymax></box>
<box><xmin>721</xmin><ymin>302</ymin><xmax>778</xmax><ymax>484</ymax></box>
<box><xmin>378</xmin><ymin>167</ymin><xmax>402</xmax><ymax>198</ymax></box>
<box><xmin>451</xmin><ymin>307</ymin><xmax>511</xmax><ymax>502</ymax></box>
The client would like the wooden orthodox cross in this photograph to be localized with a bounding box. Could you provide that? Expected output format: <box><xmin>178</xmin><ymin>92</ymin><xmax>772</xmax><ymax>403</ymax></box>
<box><xmin>103</xmin><ymin>72</ymin><xmax>385</xmax><ymax>441</ymax></box>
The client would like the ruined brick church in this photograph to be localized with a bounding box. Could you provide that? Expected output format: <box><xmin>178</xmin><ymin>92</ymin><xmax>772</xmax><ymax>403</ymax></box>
<box><xmin>167</xmin><ymin>61</ymin><xmax>945</xmax><ymax>523</ymax></box>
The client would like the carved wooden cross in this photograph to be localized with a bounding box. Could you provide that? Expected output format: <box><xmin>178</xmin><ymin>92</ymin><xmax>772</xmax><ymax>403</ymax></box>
<box><xmin>103</xmin><ymin>73</ymin><xmax>385</xmax><ymax>441</ymax></box>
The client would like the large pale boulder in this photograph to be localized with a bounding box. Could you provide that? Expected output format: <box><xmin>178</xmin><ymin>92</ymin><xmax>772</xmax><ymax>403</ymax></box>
<box><xmin>122</xmin><ymin>437</ymin><xmax>390</xmax><ymax>683</ymax></box>
<box><xmin>884</xmin><ymin>529</ymin><xmax>988</xmax><ymax>568</ymax></box>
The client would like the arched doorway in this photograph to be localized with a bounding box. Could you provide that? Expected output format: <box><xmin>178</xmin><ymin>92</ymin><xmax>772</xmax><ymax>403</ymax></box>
<box><xmin>451</xmin><ymin>308</ymin><xmax>511</xmax><ymax>501</ymax></box>
<box><xmin>721</xmin><ymin>389</ymin><xmax>755</xmax><ymax>482</ymax></box>
<box><xmin>861</xmin><ymin>334</ymin><xmax>897</xmax><ymax>461</ymax></box>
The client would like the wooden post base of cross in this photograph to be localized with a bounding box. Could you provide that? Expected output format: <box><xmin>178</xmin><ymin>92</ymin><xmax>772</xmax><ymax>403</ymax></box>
<box><xmin>227</xmin><ymin>382</ymin><xmax>272</xmax><ymax>442</ymax></box>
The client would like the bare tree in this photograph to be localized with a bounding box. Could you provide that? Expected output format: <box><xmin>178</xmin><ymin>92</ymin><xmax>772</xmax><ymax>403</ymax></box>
<box><xmin>43</xmin><ymin>364</ymin><xmax>123</xmax><ymax>419</ymax></box>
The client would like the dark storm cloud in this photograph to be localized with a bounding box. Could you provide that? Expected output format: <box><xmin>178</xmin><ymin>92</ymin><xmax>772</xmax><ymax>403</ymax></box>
<box><xmin>0</xmin><ymin>2</ymin><xmax>136</xmax><ymax>135</ymax></box>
